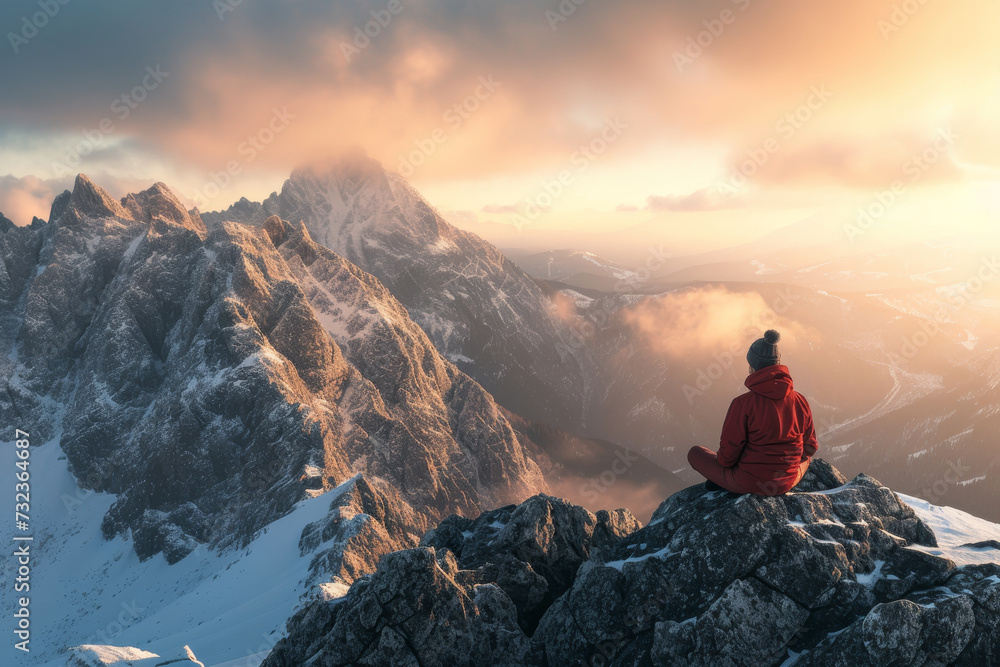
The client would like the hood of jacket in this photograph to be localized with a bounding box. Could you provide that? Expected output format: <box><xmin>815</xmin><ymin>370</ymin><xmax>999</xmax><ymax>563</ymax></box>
<box><xmin>745</xmin><ymin>364</ymin><xmax>793</xmax><ymax>400</ymax></box>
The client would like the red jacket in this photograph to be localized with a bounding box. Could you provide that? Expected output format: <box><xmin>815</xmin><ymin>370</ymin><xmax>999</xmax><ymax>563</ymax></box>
<box><xmin>718</xmin><ymin>365</ymin><xmax>817</xmax><ymax>488</ymax></box>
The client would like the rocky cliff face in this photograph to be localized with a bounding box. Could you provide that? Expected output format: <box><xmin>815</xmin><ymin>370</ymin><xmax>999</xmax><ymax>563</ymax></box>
<box><xmin>262</xmin><ymin>460</ymin><xmax>1000</xmax><ymax>666</ymax></box>
<box><xmin>0</xmin><ymin>174</ymin><xmax>548</xmax><ymax>565</ymax></box>
<box><xmin>203</xmin><ymin>155</ymin><xmax>591</xmax><ymax>429</ymax></box>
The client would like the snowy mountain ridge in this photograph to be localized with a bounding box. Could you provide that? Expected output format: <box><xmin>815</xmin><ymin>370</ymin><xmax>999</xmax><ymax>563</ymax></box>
<box><xmin>203</xmin><ymin>154</ymin><xmax>591</xmax><ymax>430</ymax></box>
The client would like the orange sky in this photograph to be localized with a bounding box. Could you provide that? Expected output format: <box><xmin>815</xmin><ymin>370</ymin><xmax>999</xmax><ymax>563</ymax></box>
<box><xmin>1</xmin><ymin>0</ymin><xmax>997</xmax><ymax>251</ymax></box>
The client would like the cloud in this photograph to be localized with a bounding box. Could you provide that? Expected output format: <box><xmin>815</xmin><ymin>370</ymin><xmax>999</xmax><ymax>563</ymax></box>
<box><xmin>741</xmin><ymin>130</ymin><xmax>966</xmax><ymax>190</ymax></box>
<box><xmin>645</xmin><ymin>188</ymin><xmax>743</xmax><ymax>212</ymax></box>
<box><xmin>0</xmin><ymin>0</ymin><xmax>995</xmax><ymax>205</ymax></box>
<box><xmin>0</xmin><ymin>174</ymin><xmax>70</xmax><ymax>224</ymax></box>
<box><xmin>621</xmin><ymin>285</ymin><xmax>806</xmax><ymax>361</ymax></box>
<box><xmin>615</xmin><ymin>204</ymin><xmax>639</xmax><ymax>213</ymax></box>
<box><xmin>481</xmin><ymin>203</ymin><xmax>519</xmax><ymax>214</ymax></box>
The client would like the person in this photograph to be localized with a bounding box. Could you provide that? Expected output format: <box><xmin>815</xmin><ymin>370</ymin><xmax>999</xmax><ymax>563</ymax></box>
<box><xmin>687</xmin><ymin>330</ymin><xmax>817</xmax><ymax>496</ymax></box>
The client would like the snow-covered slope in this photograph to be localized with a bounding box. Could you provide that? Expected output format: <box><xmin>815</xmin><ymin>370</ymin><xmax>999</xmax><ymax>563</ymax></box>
<box><xmin>0</xmin><ymin>438</ymin><xmax>361</xmax><ymax>666</ymax></box>
<box><xmin>900</xmin><ymin>493</ymin><xmax>1000</xmax><ymax>567</ymax></box>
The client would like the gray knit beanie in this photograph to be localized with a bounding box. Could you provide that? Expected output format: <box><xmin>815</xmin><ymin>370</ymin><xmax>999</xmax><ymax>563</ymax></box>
<box><xmin>747</xmin><ymin>329</ymin><xmax>781</xmax><ymax>371</ymax></box>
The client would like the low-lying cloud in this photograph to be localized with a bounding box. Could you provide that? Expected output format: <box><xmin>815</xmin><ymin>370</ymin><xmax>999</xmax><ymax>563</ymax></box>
<box><xmin>622</xmin><ymin>285</ymin><xmax>801</xmax><ymax>360</ymax></box>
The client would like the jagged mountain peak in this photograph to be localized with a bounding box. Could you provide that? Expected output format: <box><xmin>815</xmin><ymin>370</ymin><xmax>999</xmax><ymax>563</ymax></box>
<box><xmin>66</xmin><ymin>173</ymin><xmax>131</xmax><ymax>222</ymax></box>
<box><xmin>1</xmin><ymin>175</ymin><xmax>552</xmax><ymax>569</ymax></box>
<box><xmin>121</xmin><ymin>181</ymin><xmax>206</xmax><ymax>233</ymax></box>
<box><xmin>201</xmin><ymin>157</ymin><xmax>587</xmax><ymax>428</ymax></box>
<box><xmin>51</xmin><ymin>175</ymin><xmax>204</xmax><ymax>233</ymax></box>
<box><xmin>263</xmin><ymin>154</ymin><xmax>443</xmax><ymax>251</ymax></box>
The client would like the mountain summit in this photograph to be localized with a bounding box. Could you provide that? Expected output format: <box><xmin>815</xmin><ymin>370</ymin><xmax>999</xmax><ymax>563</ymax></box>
<box><xmin>263</xmin><ymin>460</ymin><xmax>1000</xmax><ymax>667</ymax></box>
<box><xmin>204</xmin><ymin>155</ymin><xmax>590</xmax><ymax>428</ymax></box>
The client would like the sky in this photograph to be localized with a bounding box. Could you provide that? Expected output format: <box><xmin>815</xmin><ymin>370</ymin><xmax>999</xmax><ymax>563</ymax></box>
<box><xmin>1</xmin><ymin>0</ymin><xmax>998</xmax><ymax>253</ymax></box>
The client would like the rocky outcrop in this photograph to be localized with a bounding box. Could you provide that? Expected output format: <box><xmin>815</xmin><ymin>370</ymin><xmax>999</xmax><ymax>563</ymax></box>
<box><xmin>263</xmin><ymin>547</ymin><xmax>531</xmax><ymax>667</ymax></box>
<box><xmin>263</xmin><ymin>494</ymin><xmax>641</xmax><ymax>667</ymax></box>
<box><xmin>298</xmin><ymin>475</ymin><xmax>424</xmax><ymax>588</ymax></box>
<box><xmin>421</xmin><ymin>495</ymin><xmax>641</xmax><ymax>633</ymax></box>
<box><xmin>264</xmin><ymin>461</ymin><xmax>1000</xmax><ymax>666</ymax></box>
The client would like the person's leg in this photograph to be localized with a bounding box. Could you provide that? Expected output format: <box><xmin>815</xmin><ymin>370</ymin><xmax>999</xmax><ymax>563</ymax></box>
<box><xmin>792</xmin><ymin>457</ymin><xmax>812</xmax><ymax>487</ymax></box>
<box><xmin>687</xmin><ymin>446</ymin><xmax>750</xmax><ymax>494</ymax></box>
<box><xmin>742</xmin><ymin>458</ymin><xmax>813</xmax><ymax>496</ymax></box>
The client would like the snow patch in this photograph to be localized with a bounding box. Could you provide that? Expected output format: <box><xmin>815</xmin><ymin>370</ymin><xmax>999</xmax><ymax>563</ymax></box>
<box><xmin>855</xmin><ymin>560</ymin><xmax>886</xmax><ymax>587</ymax></box>
<box><xmin>603</xmin><ymin>543</ymin><xmax>672</xmax><ymax>571</ymax></box>
<box><xmin>899</xmin><ymin>493</ymin><xmax>1000</xmax><ymax>567</ymax></box>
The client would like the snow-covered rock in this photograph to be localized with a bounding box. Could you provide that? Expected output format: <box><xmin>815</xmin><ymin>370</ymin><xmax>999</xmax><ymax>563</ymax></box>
<box><xmin>65</xmin><ymin>644</ymin><xmax>203</xmax><ymax>666</ymax></box>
